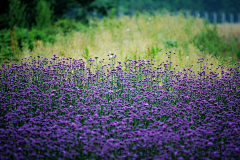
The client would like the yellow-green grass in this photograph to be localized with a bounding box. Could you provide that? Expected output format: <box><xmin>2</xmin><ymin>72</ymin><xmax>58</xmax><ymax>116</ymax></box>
<box><xmin>208</xmin><ymin>23</ymin><xmax>240</xmax><ymax>65</ymax></box>
<box><xmin>6</xmin><ymin>13</ymin><xmax>235</xmax><ymax>79</ymax></box>
<box><xmin>214</xmin><ymin>23</ymin><xmax>240</xmax><ymax>39</ymax></box>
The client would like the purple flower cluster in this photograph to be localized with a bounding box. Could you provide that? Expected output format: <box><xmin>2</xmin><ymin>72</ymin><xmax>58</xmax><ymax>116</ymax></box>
<box><xmin>0</xmin><ymin>53</ymin><xmax>240</xmax><ymax>160</ymax></box>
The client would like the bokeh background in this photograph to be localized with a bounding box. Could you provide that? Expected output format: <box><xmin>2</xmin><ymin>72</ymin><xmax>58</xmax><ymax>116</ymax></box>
<box><xmin>0</xmin><ymin>0</ymin><xmax>240</xmax><ymax>71</ymax></box>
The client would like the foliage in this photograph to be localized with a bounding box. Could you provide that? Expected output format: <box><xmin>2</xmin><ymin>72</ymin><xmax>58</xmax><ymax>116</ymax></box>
<box><xmin>108</xmin><ymin>7</ymin><xmax>117</xmax><ymax>19</ymax></box>
<box><xmin>237</xmin><ymin>48</ymin><xmax>240</xmax><ymax>59</ymax></box>
<box><xmin>35</xmin><ymin>0</ymin><xmax>53</xmax><ymax>30</ymax></box>
<box><xmin>0</xmin><ymin>27</ymin><xmax>57</xmax><ymax>62</ymax></box>
<box><xmin>82</xmin><ymin>45</ymin><xmax>91</xmax><ymax>61</ymax></box>
<box><xmin>192</xmin><ymin>21</ymin><xmax>238</xmax><ymax>61</ymax></box>
<box><xmin>8</xmin><ymin>0</ymin><xmax>28</xmax><ymax>29</ymax></box>
<box><xmin>0</xmin><ymin>28</ymin><xmax>22</xmax><ymax>62</ymax></box>
<box><xmin>143</xmin><ymin>45</ymin><xmax>163</xmax><ymax>60</ymax></box>
<box><xmin>4</xmin><ymin>12</ymin><xmax>238</xmax><ymax>72</ymax></box>
<box><xmin>164</xmin><ymin>40</ymin><xmax>178</xmax><ymax>48</ymax></box>
<box><xmin>0</xmin><ymin>0</ymin><xmax>38</xmax><ymax>30</ymax></box>
<box><xmin>192</xmin><ymin>22</ymin><xmax>223</xmax><ymax>56</ymax></box>
<box><xmin>51</xmin><ymin>0</ymin><xmax>95</xmax><ymax>21</ymax></box>
<box><xmin>53</xmin><ymin>18</ymin><xmax>87</xmax><ymax>35</ymax></box>
<box><xmin>0</xmin><ymin>17</ymin><xmax>91</xmax><ymax>63</ymax></box>
<box><xmin>90</xmin><ymin>0</ymin><xmax>117</xmax><ymax>16</ymax></box>
<box><xmin>0</xmin><ymin>0</ymin><xmax>117</xmax><ymax>30</ymax></box>
<box><xmin>116</xmin><ymin>0</ymin><xmax>240</xmax><ymax>14</ymax></box>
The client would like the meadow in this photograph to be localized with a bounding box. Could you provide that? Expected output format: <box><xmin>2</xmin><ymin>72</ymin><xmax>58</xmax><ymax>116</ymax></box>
<box><xmin>0</xmin><ymin>13</ymin><xmax>240</xmax><ymax>159</ymax></box>
<box><xmin>5</xmin><ymin>13</ymin><xmax>240</xmax><ymax>73</ymax></box>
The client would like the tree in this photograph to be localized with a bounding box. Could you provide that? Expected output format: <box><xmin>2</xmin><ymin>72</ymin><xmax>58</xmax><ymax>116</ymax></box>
<box><xmin>0</xmin><ymin>0</ymin><xmax>117</xmax><ymax>30</ymax></box>
<box><xmin>35</xmin><ymin>0</ymin><xmax>53</xmax><ymax>30</ymax></box>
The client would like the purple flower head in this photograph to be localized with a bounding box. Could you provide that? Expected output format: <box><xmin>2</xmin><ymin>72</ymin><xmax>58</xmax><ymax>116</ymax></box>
<box><xmin>1</xmin><ymin>53</ymin><xmax>240</xmax><ymax>160</ymax></box>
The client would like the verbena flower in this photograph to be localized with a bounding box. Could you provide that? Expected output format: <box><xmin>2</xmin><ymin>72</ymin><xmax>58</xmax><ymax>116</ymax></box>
<box><xmin>0</xmin><ymin>54</ymin><xmax>239</xmax><ymax>159</ymax></box>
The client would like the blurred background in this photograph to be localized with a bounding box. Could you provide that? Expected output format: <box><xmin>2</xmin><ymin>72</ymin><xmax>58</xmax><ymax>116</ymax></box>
<box><xmin>1</xmin><ymin>0</ymin><xmax>240</xmax><ymax>28</ymax></box>
<box><xmin>0</xmin><ymin>0</ymin><xmax>240</xmax><ymax>69</ymax></box>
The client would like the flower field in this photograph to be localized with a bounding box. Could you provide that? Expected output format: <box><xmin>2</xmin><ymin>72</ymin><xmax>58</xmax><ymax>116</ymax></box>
<box><xmin>0</xmin><ymin>51</ymin><xmax>240</xmax><ymax>159</ymax></box>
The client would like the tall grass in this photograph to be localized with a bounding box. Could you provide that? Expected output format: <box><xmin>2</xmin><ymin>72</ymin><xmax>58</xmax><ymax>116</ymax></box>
<box><xmin>216</xmin><ymin>23</ymin><xmax>240</xmax><ymax>39</ymax></box>
<box><xmin>5</xmin><ymin>13</ymin><xmax>234</xmax><ymax>76</ymax></box>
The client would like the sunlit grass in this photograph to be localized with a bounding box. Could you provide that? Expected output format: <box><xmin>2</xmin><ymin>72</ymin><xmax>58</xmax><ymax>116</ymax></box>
<box><xmin>11</xmin><ymin>13</ymin><xmax>233</xmax><ymax>78</ymax></box>
<box><xmin>215</xmin><ymin>23</ymin><xmax>240</xmax><ymax>39</ymax></box>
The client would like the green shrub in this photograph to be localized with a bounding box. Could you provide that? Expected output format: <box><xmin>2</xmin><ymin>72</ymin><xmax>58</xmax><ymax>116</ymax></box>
<box><xmin>0</xmin><ymin>27</ymin><xmax>57</xmax><ymax>63</ymax></box>
<box><xmin>8</xmin><ymin>0</ymin><xmax>28</xmax><ymax>29</ymax></box>
<box><xmin>237</xmin><ymin>47</ymin><xmax>240</xmax><ymax>59</ymax></box>
<box><xmin>35</xmin><ymin>0</ymin><xmax>53</xmax><ymax>30</ymax></box>
<box><xmin>0</xmin><ymin>18</ymin><xmax>89</xmax><ymax>63</ymax></box>
<box><xmin>192</xmin><ymin>22</ymin><xmax>229</xmax><ymax>57</ymax></box>
<box><xmin>164</xmin><ymin>40</ymin><xmax>178</xmax><ymax>48</ymax></box>
<box><xmin>0</xmin><ymin>29</ymin><xmax>13</xmax><ymax>61</ymax></box>
<box><xmin>53</xmin><ymin>18</ymin><xmax>87</xmax><ymax>35</ymax></box>
<box><xmin>108</xmin><ymin>7</ymin><xmax>117</xmax><ymax>19</ymax></box>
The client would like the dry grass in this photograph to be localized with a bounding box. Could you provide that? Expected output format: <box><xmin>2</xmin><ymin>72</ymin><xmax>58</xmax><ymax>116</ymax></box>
<box><xmin>214</xmin><ymin>23</ymin><xmax>240</xmax><ymax>39</ymax></box>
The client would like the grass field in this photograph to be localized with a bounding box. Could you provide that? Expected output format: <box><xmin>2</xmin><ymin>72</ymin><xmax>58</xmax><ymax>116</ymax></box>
<box><xmin>9</xmin><ymin>14</ymin><xmax>239</xmax><ymax>73</ymax></box>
